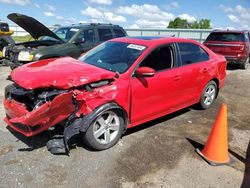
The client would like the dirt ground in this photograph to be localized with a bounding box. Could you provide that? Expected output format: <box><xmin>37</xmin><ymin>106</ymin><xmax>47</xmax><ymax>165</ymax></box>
<box><xmin>0</xmin><ymin>65</ymin><xmax>249</xmax><ymax>188</ymax></box>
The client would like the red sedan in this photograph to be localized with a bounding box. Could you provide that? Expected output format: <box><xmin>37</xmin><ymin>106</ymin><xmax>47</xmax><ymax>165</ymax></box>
<box><xmin>3</xmin><ymin>36</ymin><xmax>227</xmax><ymax>151</ymax></box>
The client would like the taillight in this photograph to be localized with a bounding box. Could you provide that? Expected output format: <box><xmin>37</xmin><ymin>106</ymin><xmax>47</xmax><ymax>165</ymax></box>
<box><xmin>239</xmin><ymin>44</ymin><xmax>245</xmax><ymax>51</ymax></box>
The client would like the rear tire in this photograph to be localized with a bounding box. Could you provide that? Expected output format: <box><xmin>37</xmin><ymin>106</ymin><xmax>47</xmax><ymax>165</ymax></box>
<box><xmin>198</xmin><ymin>80</ymin><xmax>218</xmax><ymax>109</ymax></box>
<box><xmin>82</xmin><ymin>110</ymin><xmax>124</xmax><ymax>150</ymax></box>
<box><xmin>239</xmin><ymin>57</ymin><xmax>249</xmax><ymax>70</ymax></box>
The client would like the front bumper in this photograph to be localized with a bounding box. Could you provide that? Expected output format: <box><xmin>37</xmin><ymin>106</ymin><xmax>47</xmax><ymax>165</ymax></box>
<box><xmin>3</xmin><ymin>92</ymin><xmax>75</xmax><ymax>137</ymax></box>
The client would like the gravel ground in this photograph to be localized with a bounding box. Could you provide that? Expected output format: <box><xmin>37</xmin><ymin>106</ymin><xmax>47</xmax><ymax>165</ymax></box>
<box><xmin>0</xmin><ymin>65</ymin><xmax>249</xmax><ymax>188</ymax></box>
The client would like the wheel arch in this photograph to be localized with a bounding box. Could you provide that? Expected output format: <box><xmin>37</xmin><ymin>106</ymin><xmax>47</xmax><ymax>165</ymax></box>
<box><xmin>63</xmin><ymin>102</ymin><xmax>129</xmax><ymax>150</ymax></box>
<box><xmin>79</xmin><ymin>102</ymin><xmax>129</xmax><ymax>133</ymax></box>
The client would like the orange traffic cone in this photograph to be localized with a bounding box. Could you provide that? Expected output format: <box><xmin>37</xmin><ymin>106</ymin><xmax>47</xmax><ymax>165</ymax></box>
<box><xmin>196</xmin><ymin>103</ymin><xmax>230</xmax><ymax>165</ymax></box>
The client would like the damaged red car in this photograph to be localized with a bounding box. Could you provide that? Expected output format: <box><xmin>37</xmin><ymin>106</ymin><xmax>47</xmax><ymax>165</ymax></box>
<box><xmin>3</xmin><ymin>36</ymin><xmax>227</xmax><ymax>152</ymax></box>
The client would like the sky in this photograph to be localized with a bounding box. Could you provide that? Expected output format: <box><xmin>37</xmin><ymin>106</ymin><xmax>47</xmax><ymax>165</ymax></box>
<box><xmin>0</xmin><ymin>0</ymin><xmax>249</xmax><ymax>29</ymax></box>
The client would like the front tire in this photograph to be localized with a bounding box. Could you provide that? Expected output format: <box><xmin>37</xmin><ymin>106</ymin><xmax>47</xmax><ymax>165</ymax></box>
<box><xmin>198</xmin><ymin>80</ymin><xmax>218</xmax><ymax>109</ymax></box>
<box><xmin>83</xmin><ymin>110</ymin><xmax>124</xmax><ymax>150</ymax></box>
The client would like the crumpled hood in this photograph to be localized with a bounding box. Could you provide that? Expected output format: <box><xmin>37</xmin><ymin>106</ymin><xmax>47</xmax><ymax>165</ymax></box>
<box><xmin>11</xmin><ymin>57</ymin><xmax>116</xmax><ymax>90</ymax></box>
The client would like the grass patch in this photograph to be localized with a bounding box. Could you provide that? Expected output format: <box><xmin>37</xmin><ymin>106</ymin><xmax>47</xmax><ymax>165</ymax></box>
<box><xmin>12</xmin><ymin>35</ymin><xmax>34</xmax><ymax>42</ymax></box>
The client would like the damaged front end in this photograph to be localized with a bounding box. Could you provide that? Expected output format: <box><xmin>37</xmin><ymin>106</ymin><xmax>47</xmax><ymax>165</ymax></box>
<box><xmin>3</xmin><ymin>77</ymin><xmax>122</xmax><ymax>154</ymax></box>
<box><xmin>3</xmin><ymin>84</ymin><xmax>75</xmax><ymax>137</ymax></box>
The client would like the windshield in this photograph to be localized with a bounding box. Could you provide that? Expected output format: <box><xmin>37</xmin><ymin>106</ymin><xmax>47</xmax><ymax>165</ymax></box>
<box><xmin>41</xmin><ymin>27</ymin><xmax>79</xmax><ymax>42</ymax></box>
<box><xmin>79</xmin><ymin>41</ymin><xmax>146</xmax><ymax>73</ymax></box>
<box><xmin>206</xmin><ymin>32</ymin><xmax>246</xmax><ymax>42</ymax></box>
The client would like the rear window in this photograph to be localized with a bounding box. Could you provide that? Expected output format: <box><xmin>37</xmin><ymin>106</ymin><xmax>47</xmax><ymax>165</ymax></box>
<box><xmin>206</xmin><ymin>32</ymin><xmax>245</xmax><ymax>42</ymax></box>
<box><xmin>113</xmin><ymin>29</ymin><xmax>126</xmax><ymax>37</ymax></box>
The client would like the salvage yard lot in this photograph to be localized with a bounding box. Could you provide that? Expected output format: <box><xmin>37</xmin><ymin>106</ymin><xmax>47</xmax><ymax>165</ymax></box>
<box><xmin>0</xmin><ymin>65</ymin><xmax>249</xmax><ymax>188</ymax></box>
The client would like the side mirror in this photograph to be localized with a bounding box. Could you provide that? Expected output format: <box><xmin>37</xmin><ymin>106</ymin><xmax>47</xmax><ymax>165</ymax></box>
<box><xmin>74</xmin><ymin>37</ymin><xmax>85</xmax><ymax>44</ymax></box>
<box><xmin>136</xmin><ymin>67</ymin><xmax>155</xmax><ymax>77</ymax></box>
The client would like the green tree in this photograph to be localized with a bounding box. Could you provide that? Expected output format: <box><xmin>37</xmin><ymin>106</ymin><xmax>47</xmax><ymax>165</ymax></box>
<box><xmin>168</xmin><ymin>17</ymin><xmax>190</xmax><ymax>29</ymax></box>
<box><xmin>191</xmin><ymin>21</ymin><xmax>200</xmax><ymax>29</ymax></box>
<box><xmin>168</xmin><ymin>17</ymin><xmax>211</xmax><ymax>29</ymax></box>
<box><xmin>199</xmin><ymin>19</ymin><xmax>211</xmax><ymax>29</ymax></box>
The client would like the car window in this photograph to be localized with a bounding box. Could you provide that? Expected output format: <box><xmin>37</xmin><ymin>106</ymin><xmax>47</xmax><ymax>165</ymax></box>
<box><xmin>79</xmin><ymin>41</ymin><xmax>146</xmax><ymax>73</ymax></box>
<box><xmin>244</xmin><ymin>33</ymin><xmax>249</xmax><ymax>42</ymax></box>
<box><xmin>42</xmin><ymin>27</ymin><xmax>79</xmax><ymax>42</ymax></box>
<box><xmin>206</xmin><ymin>32</ymin><xmax>246</xmax><ymax>42</ymax></box>
<box><xmin>98</xmin><ymin>29</ymin><xmax>113</xmax><ymax>41</ymax></box>
<box><xmin>113</xmin><ymin>29</ymin><xmax>126</xmax><ymax>37</ymax></box>
<box><xmin>139</xmin><ymin>46</ymin><xmax>173</xmax><ymax>71</ymax></box>
<box><xmin>76</xmin><ymin>29</ymin><xmax>95</xmax><ymax>43</ymax></box>
<box><xmin>56</xmin><ymin>27</ymin><xmax>79</xmax><ymax>41</ymax></box>
<box><xmin>178</xmin><ymin>43</ymin><xmax>209</xmax><ymax>65</ymax></box>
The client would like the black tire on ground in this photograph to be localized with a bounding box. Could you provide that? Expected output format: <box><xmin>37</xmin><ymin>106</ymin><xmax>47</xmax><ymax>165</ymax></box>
<box><xmin>198</xmin><ymin>80</ymin><xmax>218</xmax><ymax>110</ymax></box>
<box><xmin>239</xmin><ymin>57</ymin><xmax>249</xmax><ymax>70</ymax></box>
<box><xmin>82</xmin><ymin>109</ymin><xmax>125</xmax><ymax>151</ymax></box>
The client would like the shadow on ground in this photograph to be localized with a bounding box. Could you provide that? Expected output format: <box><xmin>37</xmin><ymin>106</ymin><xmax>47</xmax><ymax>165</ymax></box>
<box><xmin>6</xmin><ymin>107</ymin><xmax>192</xmax><ymax>154</ymax></box>
<box><xmin>7</xmin><ymin>126</ymin><xmax>59</xmax><ymax>151</ymax></box>
<box><xmin>187</xmin><ymin>137</ymin><xmax>250</xmax><ymax>188</ymax></box>
<box><xmin>124</xmin><ymin>107</ymin><xmax>190</xmax><ymax>136</ymax></box>
<box><xmin>241</xmin><ymin>141</ymin><xmax>250</xmax><ymax>188</ymax></box>
<box><xmin>226</xmin><ymin>64</ymin><xmax>241</xmax><ymax>71</ymax></box>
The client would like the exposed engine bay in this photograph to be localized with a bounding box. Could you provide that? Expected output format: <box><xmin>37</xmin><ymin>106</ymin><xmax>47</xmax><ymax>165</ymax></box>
<box><xmin>4</xmin><ymin>40</ymin><xmax>63</xmax><ymax>59</ymax></box>
<box><xmin>5</xmin><ymin>84</ymin><xmax>68</xmax><ymax>111</ymax></box>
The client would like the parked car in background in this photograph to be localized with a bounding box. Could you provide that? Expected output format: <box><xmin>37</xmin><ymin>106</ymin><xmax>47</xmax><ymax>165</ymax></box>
<box><xmin>3</xmin><ymin>36</ymin><xmax>226</xmax><ymax>153</ymax></box>
<box><xmin>204</xmin><ymin>30</ymin><xmax>250</xmax><ymax>69</ymax></box>
<box><xmin>0</xmin><ymin>21</ymin><xmax>15</xmax><ymax>64</ymax></box>
<box><xmin>3</xmin><ymin>13</ymin><xmax>127</xmax><ymax>69</ymax></box>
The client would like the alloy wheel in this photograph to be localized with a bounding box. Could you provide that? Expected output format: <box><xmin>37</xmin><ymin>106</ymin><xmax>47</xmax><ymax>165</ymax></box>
<box><xmin>93</xmin><ymin>111</ymin><xmax>120</xmax><ymax>144</ymax></box>
<box><xmin>203</xmin><ymin>85</ymin><xmax>216</xmax><ymax>106</ymax></box>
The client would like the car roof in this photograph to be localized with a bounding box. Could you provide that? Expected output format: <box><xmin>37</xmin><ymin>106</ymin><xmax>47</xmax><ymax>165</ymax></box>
<box><xmin>60</xmin><ymin>23</ymin><xmax>124</xmax><ymax>29</ymax></box>
<box><xmin>110</xmin><ymin>36</ymin><xmax>201</xmax><ymax>47</ymax></box>
<box><xmin>211</xmin><ymin>30</ymin><xmax>249</xmax><ymax>34</ymax></box>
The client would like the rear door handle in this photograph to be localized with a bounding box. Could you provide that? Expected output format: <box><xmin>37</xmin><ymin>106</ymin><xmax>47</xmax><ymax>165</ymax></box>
<box><xmin>173</xmin><ymin>75</ymin><xmax>180</xmax><ymax>81</ymax></box>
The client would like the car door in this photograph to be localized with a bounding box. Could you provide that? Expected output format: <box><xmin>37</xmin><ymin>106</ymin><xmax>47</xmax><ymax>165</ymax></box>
<box><xmin>74</xmin><ymin>28</ymin><xmax>96</xmax><ymax>53</ymax></box>
<box><xmin>175</xmin><ymin>42</ymin><xmax>213</xmax><ymax>104</ymax></box>
<box><xmin>97</xmin><ymin>28</ymin><xmax>113</xmax><ymax>46</ymax></box>
<box><xmin>130</xmin><ymin>44</ymin><xmax>185</xmax><ymax>124</ymax></box>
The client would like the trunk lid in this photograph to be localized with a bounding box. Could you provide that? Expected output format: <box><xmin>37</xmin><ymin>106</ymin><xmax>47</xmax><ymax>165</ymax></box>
<box><xmin>204</xmin><ymin>41</ymin><xmax>246</xmax><ymax>56</ymax></box>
